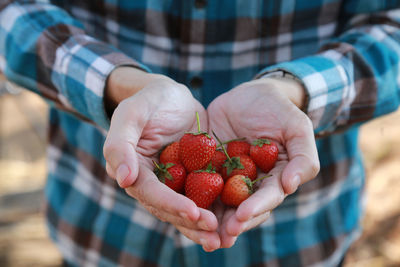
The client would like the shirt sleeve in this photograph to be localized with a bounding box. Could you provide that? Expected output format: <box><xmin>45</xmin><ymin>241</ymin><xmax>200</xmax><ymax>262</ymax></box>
<box><xmin>257</xmin><ymin>8</ymin><xmax>400</xmax><ymax>138</ymax></box>
<box><xmin>0</xmin><ymin>1</ymin><xmax>151</xmax><ymax>129</ymax></box>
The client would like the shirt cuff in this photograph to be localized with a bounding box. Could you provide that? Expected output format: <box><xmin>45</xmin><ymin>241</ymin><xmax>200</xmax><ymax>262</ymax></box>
<box><xmin>52</xmin><ymin>34</ymin><xmax>151</xmax><ymax>130</ymax></box>
<box><xmin>256</xmin><ymin>55</ymin><xmax>350</xmax><ymax>135</ymax></box>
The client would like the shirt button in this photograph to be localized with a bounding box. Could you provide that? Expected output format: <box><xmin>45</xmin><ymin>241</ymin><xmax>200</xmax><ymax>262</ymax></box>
<box><xmin>190</xmin><ymin>76</ymin><xmax>203</xmax><ymax>89</ymax></box>
<box><xmin>194</xmin><ymin>0</ymin><xmax>207</xmax><ymax>9</ymax></box>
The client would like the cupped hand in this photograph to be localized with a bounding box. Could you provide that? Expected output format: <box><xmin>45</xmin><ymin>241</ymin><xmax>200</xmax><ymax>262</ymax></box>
<box><xmin>207</xmin><ymin>78</ymin><xmax>320</xmax><ymax>248</ymax></box>
<box><xmin>103</xmin><ymin>69</ymin><xmax>220</xmax><ymax>251</ymax></box>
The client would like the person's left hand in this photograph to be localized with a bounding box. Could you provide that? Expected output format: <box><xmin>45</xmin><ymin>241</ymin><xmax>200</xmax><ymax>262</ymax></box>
<box><xmin>207</xmin><ymin>78</ymin><xmax>320</xmax><ymax>249</ymax></box>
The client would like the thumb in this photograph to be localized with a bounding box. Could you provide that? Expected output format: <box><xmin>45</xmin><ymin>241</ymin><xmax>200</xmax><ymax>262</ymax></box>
<box><xmin>103</xmin><ymin>99</ymin><xmax>146</xmax><ymax>188</ymax></box>
<box><xmin>282</xmin><ymin>118</ymin><xmax>320</xmax><ymax>194</ymax></box>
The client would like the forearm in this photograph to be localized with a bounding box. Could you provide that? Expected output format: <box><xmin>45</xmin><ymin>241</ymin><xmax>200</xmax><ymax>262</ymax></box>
<box><xmin>262</xmin><ymin>76</ymin><xmax>306</xmax><ymax>111</ymax></box>
<box><xmin>0</xmin><ymin>1</ymin><xmax>149</xmax><ymax>129</ymax></box>
<box><xmin>256</xmin><ymin>8</ymin><xmax>400</xmax><ymax>137</ymax></box>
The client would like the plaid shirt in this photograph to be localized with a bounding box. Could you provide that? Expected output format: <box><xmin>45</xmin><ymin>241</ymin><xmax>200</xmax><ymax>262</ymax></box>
<box><xmin>1</xmin><ymin>0</ymin><xmax>400</xmax><ymax>266</ymax></box>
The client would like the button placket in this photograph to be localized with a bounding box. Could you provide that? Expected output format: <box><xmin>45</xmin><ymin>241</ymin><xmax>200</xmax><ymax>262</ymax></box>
<box><xmin>189</xmin><ymin>76</ymin><xmax>203</xmax><ymax>89</ymax></box>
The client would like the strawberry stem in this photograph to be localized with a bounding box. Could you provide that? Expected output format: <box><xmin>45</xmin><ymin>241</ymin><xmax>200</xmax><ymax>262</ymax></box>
<box><xmin>212</xmin><ymin>131</ymin><xmax>232</xmax><ymax>164</ymax></box>
<box><xmin>186</xmin><ymin>112</ymin><xmax>211</xmax><ymax>138</ymax></box>
<box><xmin>251</xmin><ymin>174</ymin><xmax>272</xmax><ymax>185</ymax></box>
<box><xmin>152</xmin><ymin>160</ymin><xmax>174</xmax><ymax>182</ymax></box>
<box><xmin>153</xmin><ymin>160</ymin><xmax>161</xmax><ymax>171</ymax></box>
<box><xmin>216</xmin><ymin>137</ymin><xmax>246</xmax><ymax>148</ymax></box>
<box><xmin>196</xmin><ymin>111</ymin><xmax>201</xmax><ymax>133</ymax></box>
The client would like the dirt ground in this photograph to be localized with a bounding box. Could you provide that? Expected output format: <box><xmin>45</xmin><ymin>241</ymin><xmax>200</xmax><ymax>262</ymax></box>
<box><xmin>0</xmin><ymin>87</ymin><xmax>399</xmax><ymax>267</ymax></box>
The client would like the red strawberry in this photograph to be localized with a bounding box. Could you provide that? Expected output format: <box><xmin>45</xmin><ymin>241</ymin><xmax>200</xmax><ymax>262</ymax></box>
<box><xmin>154</xmin><ymin>161</ymin><xmax>186</xmax><ymax>193</ymax></box>
<box><xmin>221</xmin><ymin>154</ymin><xmax>257</xmax><ymax>181</ymax></box>
<box><xmin>250</xmin><ymin>138</ymin><xmax>279</xmax><ymax>173</ymax></box>
<box><xmin>212</xmin><ymin>132</ymin><xmax>257</xmax><ymax>181</ymax></box>
<box><xmin>179</xmin><ymin>112</ymin><xmax>216</xmax><ymax>172</ymax></box>
<box><xmin>185</xmin><ymin>166</ymin><xmax>224</xmax><ymax>209</ymax></box>
<box><xmin>160</xmin><ymin>142</ymin><xmax>180</xmax><ymax>164</ymax></box>
<box><xmin>227</xmin><ymin>140</ymin><xmax>250</xmax><ymax>157</ymax></box>
<box><xmin>221</xmin><ymin>174</ymin><xmax>271</xmax><ymax>207</ymax></box>
<box><xmin>209</xmin><ymin>150</ymin><xmax>227</xmax><ymax>173</ymax></box>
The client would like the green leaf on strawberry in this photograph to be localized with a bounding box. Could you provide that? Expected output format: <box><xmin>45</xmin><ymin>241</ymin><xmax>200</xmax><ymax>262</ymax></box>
<box><xmin>252</xmin><ymin>138</ymin><xmax>271</xmax><ymax>147</ymax></box>
<box><xmin>222</xmin><ymin>156</ymin><xmax>244</xmax><ymax>176</ymax></box>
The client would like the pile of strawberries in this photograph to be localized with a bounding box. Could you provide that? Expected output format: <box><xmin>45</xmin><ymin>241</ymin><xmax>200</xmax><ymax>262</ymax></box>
<box><xmin>154</xmin><ymin>112</ymin><xmax>278</xmax><ymax>209</ymax></box>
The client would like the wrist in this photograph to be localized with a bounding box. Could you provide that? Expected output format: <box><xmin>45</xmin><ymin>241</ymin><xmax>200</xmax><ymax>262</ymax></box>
<box><xmin>267</xmin><ymin>76</ymin><xmax>306</xmax><ymax>110</ymax></box>
<box><xmin>256</xmin><ymin>70</ymin><xmax>307</xmax><ymax>110</ymax></box>
<box><xmin>104</xmin><ymin>67</ymin><xmax>169</xmax><ymax>117</ymax></box>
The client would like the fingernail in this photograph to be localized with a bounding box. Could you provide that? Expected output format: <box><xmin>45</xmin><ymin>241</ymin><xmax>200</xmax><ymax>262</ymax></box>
<box><xmin>198</xmin><ymin>220</ymin><xmax>209</xmax><ymax>231</ymax></box>
<box><xmin>222</xmin><ymin>236</ymin><xmax>237</xmax><ymax>248</ymax></box>
<box><xmin>230</xmin><ymin>236</ymin><xmax>238</xmax><ymax>247</ymax></box>
<box><xmin>291</xmin><ymin>175</ymin><xmax>301</xmax><ymax>192</ymax></box>
<box><xmin>200</xmin><ymin>238</ymin><xmax>208</xmax><ymax>248</ymax></box>
<box><xmin>230</xmin><ymin>224</ymin><xmax>243</xmax><ymax>236</ymax></box>
<box><xmin>229</xmin><ymin>236</ymin><xmax>237</xmax><ymax>248</ymax></box>
<box><xmin>116</xmin><ymin>164</ymin><xmax>130</xmax><ymax>186</ymax></box>
<box><xmin>203</xmin><ymin>245</ymin><xmax>214</xmax><ymax>252</ymax></box>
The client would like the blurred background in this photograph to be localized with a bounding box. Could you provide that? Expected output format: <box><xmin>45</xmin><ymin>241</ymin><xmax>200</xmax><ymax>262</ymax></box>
<box><xmin>0</xmin><ymin>76</ymin><xmax>399</xmax><ymax>267</ymax></box>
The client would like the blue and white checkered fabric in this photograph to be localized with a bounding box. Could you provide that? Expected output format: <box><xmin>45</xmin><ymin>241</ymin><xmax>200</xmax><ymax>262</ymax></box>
<box><xmin>1</xmin><ymin>0</ymin><xmax>400</xmax><ymax>266</ymax></box>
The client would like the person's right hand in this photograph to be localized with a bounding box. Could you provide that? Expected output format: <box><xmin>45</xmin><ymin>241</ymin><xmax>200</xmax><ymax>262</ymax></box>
<box><xmin>103</xmin><ymin>67</ymin><xmax>220</xmax><ymax>251</ymax></box>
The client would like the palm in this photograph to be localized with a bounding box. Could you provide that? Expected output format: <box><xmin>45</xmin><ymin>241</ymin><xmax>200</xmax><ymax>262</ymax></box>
<box><xmin>130</xmin><ymin>83</ymin><xmax>208</xmax><ymax>198</ymax></box>
<box><xmin>127</xmin><ymin>86</ymin><xmax>209</xmax><ymax>215</ymax></box>
<box><xmin>133</xmin><ymin>87</ymin><xmax>207</xmax><ymax>168</ymax></box>
<box><xmin>108</xmin><ymin>80</ymin><xmax>207</xmax><ymax>173</ymax></box>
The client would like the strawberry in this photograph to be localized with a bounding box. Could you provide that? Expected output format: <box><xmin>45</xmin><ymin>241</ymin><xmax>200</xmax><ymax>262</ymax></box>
<box><xmin>227</xmin><ymin>139</ymin><xmax>250</xmax><ymax>157</ymax></box>
<box><xmin>221</xmin><ymin>174</ymin><xmax>271</xmax><ymax>207</ymax></box>
<box><xmin>209</xmin><ymin>150</ymin><xmax>227</xmax><ymax>173</ymax></box>
<box><xmin>220</xmin><ymin>154</ymin><xmax>257</xmax><ymax>181</ymax></box>
<box><xmin>179</xmin><ymin>112</ymin><xmax>216</xmax><ymax>172</ymax></box>
<box><xmin>185</xmin><ymin>165</ymin><xmax>224</xmax><ymax>209</ymax></box>
<box><xmin>250</xmin><ymin>138</ymin><xmax>279</xmax><ymax>173</ymax></box>
<box><xmin>213</xmin><ymin>132</ymin><xmax>257</xmax><ymax>181</ymax></box>
<box><xmin>160</xmin><ymin>142</ymin><xmax>180</xmax><ymax>164</ymax></box>
<box><xmin>153</xmin><ymin>161</ymin><xmax>186</xmax><ymax>193</ymax></box>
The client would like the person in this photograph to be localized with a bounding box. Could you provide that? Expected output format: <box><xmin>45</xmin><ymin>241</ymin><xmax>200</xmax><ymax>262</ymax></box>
<box><xmin>0</xmin><ymin>0</ymin><xmax>399</xmax><ymax>266</ymax></box>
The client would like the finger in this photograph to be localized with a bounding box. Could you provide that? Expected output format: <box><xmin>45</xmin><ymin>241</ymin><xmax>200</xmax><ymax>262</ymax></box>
<box><xmin>235</xmin><ymin>165</ymin><xmax>285</xmax><ymax>221</ymax></box>
<box><xmin>103</xmin><ymin>99</ymin><xmax>148</xmax><ymax>188</ymax></box>
<box><xmin>143</xmin><ymin>204</ymin><xmax>217</xmax><ymax>231</ymax></box>
<box><xmin>220</xmin><ymin>228</ymin><xmax>237</xmax><ymax>249</ymax></box>
<box><xmin>211</xmin><ymin>200</ymin><xmax>226</xmax><ymax>224</ymax></box>
<box><xmin>103</xmin><ymin>141</ymin><xmax>138</xmax><ymax>188</ymax></box>
<box><xmin>283</xmin><ymin>116</ymin><xmax>320</xmax><ymax>194</ymax></box>
<box><xmin>105</xmin><ymin>162</ymin><xmax>115</xmax><ymax>179</ymax></box>
<box><xmin>218</xmin><ymin>208</ymin><xmax>238</xmax><ymax>248</ymax></box>
<box><xmin>125</xmin><ymin>167</ymin><xmax>201</xmax><ymax>222</ymax></box>
<box><xmin>176</xmin><ymin>225</ymin><xmax>221</xmax><ymax>252</ymax></box>
<box><xmin>226</xmin><ymin>211</ymin><xmax>270</xmax><ymax>236</ymax></box>
<box><xmin>197</xmin><ymin>208</ymin><xmax>219</xmax><ymax>231</ymax></box>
